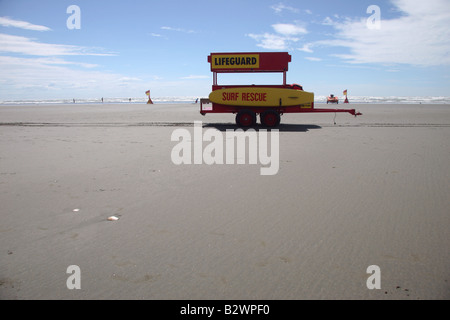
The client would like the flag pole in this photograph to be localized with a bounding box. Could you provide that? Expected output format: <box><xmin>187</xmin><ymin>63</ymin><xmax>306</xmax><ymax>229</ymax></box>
<box><xmin>146</xmin><ymin>90</ymin><xmax>153</xmax><ymax>104</ymax></box>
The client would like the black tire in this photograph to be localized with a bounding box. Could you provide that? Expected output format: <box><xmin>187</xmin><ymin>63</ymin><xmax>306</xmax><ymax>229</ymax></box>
<box><xmin>260</xmin><ymin>110</ymin><xmax>281</xmax><ymax>127</ymax></box>
<box><xmin>236</xmin><ymin>109</ymin><xmax>256</xmax><ymax>127</ymax></box>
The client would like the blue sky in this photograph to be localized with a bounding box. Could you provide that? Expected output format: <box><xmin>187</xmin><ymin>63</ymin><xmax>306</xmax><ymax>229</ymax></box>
<box><xmin>0</xmin><ymin>0</ymin><xmax>449</xmax><ymax>100</ymax></box>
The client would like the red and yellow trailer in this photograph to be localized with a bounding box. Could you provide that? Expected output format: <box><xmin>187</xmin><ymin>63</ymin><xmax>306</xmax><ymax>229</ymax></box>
<box><xmin>200</xmin><ymin>52</ymin><xmax>361</xmax><ymax>127</ymax></box>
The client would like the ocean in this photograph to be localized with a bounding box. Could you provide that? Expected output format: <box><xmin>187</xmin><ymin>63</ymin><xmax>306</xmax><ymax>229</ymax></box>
<box><xmin>0</xmin><ymin>95</ymin><xmax>448</xmax><ymax>105</ymax></box>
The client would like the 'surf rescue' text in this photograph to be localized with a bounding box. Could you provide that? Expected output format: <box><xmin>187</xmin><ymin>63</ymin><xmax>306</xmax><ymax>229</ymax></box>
<box><xmin>222</xmin><ymin>92</ymin><xmax>267</xmax><ymax>102</ymax></box>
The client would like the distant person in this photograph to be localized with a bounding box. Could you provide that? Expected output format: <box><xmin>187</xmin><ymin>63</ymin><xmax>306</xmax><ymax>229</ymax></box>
<box><xmin>101</xmin><ymin>97</ymin><xmax>103</xmax><ymax>103</ymax></box>
<box><xmin>73</xmin><ymin>99</ymin><xmax>75</xmax><ymax>103</ymax></box>
<box><xmin>195</xmin><ymin>98</ymin><xmax>198</xmax><ymax>103</ymax></box>
<box><xmin>129</xmin><ymin>98</ymin><xmax>131</xmax><ymax>102</ymax></box>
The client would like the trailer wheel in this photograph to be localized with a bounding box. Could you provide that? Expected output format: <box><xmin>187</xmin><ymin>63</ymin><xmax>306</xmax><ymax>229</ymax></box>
<box><xmin>236</xmin><ymin>110</ymin><xmax>256</xmax><ymax>127</ymax></box>
<box><xmin>260</xmin><ymin>110</ymin><xmax>281</xmax><ymax>127</ymax></box>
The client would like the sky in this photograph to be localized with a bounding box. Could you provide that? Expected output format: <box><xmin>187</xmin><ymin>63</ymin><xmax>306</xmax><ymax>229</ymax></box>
<box><xmin>0</xmin><ymin>0</ymin><xmax>449</xmax><ymax>100</ymax></box>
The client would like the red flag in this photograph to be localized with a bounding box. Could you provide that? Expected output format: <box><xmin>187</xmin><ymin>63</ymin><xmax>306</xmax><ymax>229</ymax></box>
<box><xmin>145</xmin><ymin>90</ymin><xmax>150</xmax><ymax>96</ymax></box>
<box><xmin>343</xmin><ymin>89</ymin><xmax>347</xmax><ymax>96</ymax></box>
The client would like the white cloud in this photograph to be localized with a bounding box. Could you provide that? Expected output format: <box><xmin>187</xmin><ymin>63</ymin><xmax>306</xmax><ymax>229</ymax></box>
<box><xmin>321</xmin><ymin>0</ymin><xmax>450</xmax><ymax>66</ymax></box>
<box><xmin>0</xmin><ymin>55</ymin><xmax>144</xmax><ymax>97</ymax></box>
<box><xmin>247</xmin><ymin>23</ymin><xmax>306</xmax><ymax>50</ymax></box>
<box><xmin>322</xmin><ymin>17</ymin><xmax>335</xmax><ymax>26</ymax></box>
<box><xmin>247</xmin><ymin>33</ymin><xmax>293</xmax><ymax>50</ymax></box>
<box><xmin>272</xmin><ymin>23</ymin><xmax>307</xmax><ymax>36</ymax></box>
<box><xmin>180</xmin><ymin>75</ymin><xmax>209</xmax><ymax>79</ymax></box>
<box><xmin>0</xmin><ymin>55</ymin><xmax>206</xmax><ymax>99</ymax></box>
<box><xmin>0</xmin><ymin>19</ymin><xmax>144</xmax><ymax>99</ymax></box>
<box><xmin>117</xmin><ymin>76</ymin><xmax>141</xmax><ymax>82</ymax></box>
<box><xmin>305</xmin><ymin>57</ymin><xmax>322</xmax><ymax>62</ymax></box>
<box><xmin>0</xmin><ymin>16</ymin><xmax>51</xmax><ymax>31</ymax></box>
<box><xmin>298</xmin><ymin>43</ymin><xmax>314</xmax><ymax>53</ymax></box>
<box><xmin>0</xmin><ymin>33</ymin><xmax>116</xmax><ymax>56</ymax></box>
<box><xmin>270</xmin><ymin>3</ymin><xmax>299</xmax><ymax>14</ymax></box>
<box><xmin>161</xmin><ymin>26</ymin><xmax>195</xmax><ymax>34</ymax></box>
<box><xmin>21</xmin><ymin>56</ymin><xmax>98</xmax><ymax>68</ymax></box>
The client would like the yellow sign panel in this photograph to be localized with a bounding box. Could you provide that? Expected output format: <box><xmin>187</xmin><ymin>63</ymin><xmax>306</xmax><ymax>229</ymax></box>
<box><xmin>209</xmin><ymin>87</ymin><xmax>314</xmax><ymax>107</ymax></box>
<box><xmin>211</xmin><ymin>54</ymin><xmax>260</xmax><ymax>69</ymax></box>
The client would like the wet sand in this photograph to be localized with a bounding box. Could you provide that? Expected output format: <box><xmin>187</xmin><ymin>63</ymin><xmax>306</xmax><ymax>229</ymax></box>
<box><xmin>0</xmin><ymin>103</ymin><xmax>449</xmax><ymax>299</ymax></box>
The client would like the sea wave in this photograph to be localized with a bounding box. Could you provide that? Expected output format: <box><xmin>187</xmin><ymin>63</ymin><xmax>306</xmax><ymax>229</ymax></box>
<box><xmin>314</xmin><ymin>96</ymin><xmax>449</xmax><ymax>104</ymax></box>
<box><xmin>0</xmin><ymin>96</ymin><xmax>448</xmax><ymax>105</ymax></box>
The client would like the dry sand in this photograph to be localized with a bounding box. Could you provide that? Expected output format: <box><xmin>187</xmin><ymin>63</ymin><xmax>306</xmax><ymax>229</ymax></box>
<box><xmin>0</xmin><ymin>103</ymin><xmax>449</xmax><ymax>299</ymax></box>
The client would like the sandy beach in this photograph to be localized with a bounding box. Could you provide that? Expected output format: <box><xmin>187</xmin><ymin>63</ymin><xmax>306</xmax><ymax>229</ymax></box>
<box><xmin>0</xmin><ymin>102</ymin><xmax>449</xmax><ymax>300</ymax></box>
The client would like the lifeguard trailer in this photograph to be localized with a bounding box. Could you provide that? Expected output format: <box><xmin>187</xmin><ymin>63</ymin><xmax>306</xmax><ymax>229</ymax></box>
<box><xmin>200</xmin><ymin>52</ymin><xmax>360</xmax><ymax>127</ymax></box>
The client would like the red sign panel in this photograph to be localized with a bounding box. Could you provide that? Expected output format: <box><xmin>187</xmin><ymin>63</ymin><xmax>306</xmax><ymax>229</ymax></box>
<box><xmin>208</xmin><ymin>52</ymin><xmax>291</xmax><ymax>72</ymax></box>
